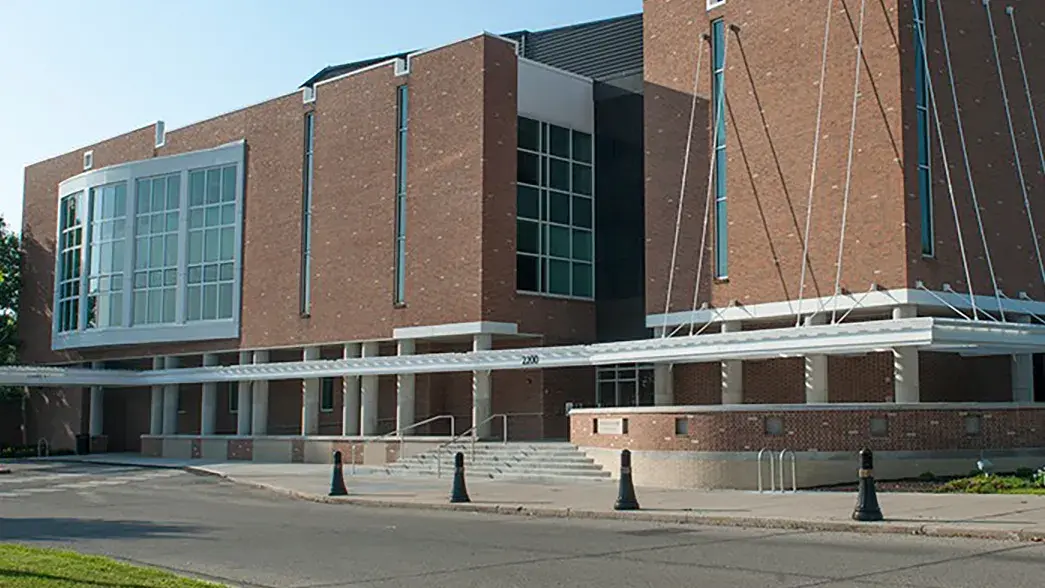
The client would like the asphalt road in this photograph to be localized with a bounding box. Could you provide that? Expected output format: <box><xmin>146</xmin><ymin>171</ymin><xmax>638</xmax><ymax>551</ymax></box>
<box><xmin>1</xmin><ymin>463</ymin><xmax>1043</xmax><ymax>587</ymax></box>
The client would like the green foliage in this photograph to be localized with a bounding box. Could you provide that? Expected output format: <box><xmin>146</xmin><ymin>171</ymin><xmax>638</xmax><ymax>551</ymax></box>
<box><xmin>1015</xmin><ymin>467</ymin><xmax>1036</xmax><ymax>479</ymax></box>
<box><xmin>0</xmin><ymin>215</ymin><xmax>20</xmax><ymax>403</ymax></box>
<box><xmin>0</xmin><ymin>544</ymin><xmax>226</xmax><ymax>587</ymax></box>
<box><xmin>937</xmin><ymin>474</ymin><xmax>1045</xmax><ymax>495</ymax></box>
<box><xmin>0</xmin><ymin>445</ymin><xmax>74</xmax><ymax>458</ymax></box>
<box><xmin>917</xmin><ymin>471</ymin><xmax>936</xmax><ymax>481</ymax></box>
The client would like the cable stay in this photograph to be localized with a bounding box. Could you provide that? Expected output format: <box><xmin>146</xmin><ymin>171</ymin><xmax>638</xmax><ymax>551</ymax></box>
<box><xmin>1006</xmin><ymin>7</ymin><xmax>1045</xmax><ymax>194</ymax></box>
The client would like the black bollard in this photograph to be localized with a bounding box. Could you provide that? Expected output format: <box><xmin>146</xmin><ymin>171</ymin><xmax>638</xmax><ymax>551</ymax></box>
<box><xmin>851</xmin><ymin>448</ymin><xmax>883</xmax><ymax>521</ymax></box>
<box><xmin>614</xmin><ymin>449</ymin><xmax>640</xmax><ymax>511</ymax></box>
<box><xmin>329</xmin><ymin>450</ymin><xmax>348</xmax><ymax>497</ymax></box>
<box><xmin>450</xmin><ymin>451</ymin><xmax>471</xmax><ymax>503</ymax></box>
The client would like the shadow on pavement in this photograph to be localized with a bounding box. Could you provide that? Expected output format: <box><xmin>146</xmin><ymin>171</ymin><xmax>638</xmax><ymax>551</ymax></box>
<box><xmin>0</xmin><ymin>517</ymin><xmax>209</xmax><ymax>542</ymax></box>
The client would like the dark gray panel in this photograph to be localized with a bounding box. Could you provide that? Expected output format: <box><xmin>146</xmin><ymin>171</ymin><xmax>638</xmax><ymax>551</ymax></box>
<box><xmin>516</xmin><ymin>14</ymin><xmax>644</xmax><ymax>82</ymax></box>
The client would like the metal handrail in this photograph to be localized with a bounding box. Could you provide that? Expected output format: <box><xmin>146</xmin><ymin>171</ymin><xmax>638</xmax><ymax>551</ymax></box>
<box><xmin>435</xmin><ymin>413</ymin><xmax>506</xmax><ymax>478</ymax></box>
<box><xmin>382</xmin><ymin>414</ymin><xmax>456</xmax><ymax>462</ymax></box>
<box><xmin>757</xmin><ymin>448</ymin><xmax>775</xmax><ymax>492</ymax></box>
<box><xmin>778</xmin><ymin>449</ymin><xmax>797</xmax><ymax>493</ymax></box>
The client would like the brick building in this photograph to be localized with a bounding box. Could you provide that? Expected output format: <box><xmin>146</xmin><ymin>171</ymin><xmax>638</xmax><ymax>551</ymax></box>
<box><xmin>9</xmin><ymin>1</ymin><xmax>1045</xmax><ymax>486</ymax></box>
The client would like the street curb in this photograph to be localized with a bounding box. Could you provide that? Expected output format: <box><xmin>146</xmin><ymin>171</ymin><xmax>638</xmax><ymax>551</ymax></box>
<box><xmin>184</xmin><ymin>466</ymin><xmax>1045</xmax><ymax>544</ymax></box>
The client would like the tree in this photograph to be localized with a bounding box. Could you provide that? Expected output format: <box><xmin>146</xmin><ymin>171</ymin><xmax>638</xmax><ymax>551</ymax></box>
<box><xmin>0</xmin><ymin>216</ymin><xmax>21</xmax><ymax>446</ymax></box>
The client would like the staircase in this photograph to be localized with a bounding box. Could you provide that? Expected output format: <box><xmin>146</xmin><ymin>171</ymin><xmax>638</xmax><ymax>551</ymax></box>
<box><xmin>383</xmin><ymin>442</ymin><xmax>610</xmax><ymax>483</ymax></box>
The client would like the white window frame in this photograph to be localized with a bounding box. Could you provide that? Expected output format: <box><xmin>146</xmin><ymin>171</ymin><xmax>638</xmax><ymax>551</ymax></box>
<box><xmin>320</xmin><ymin>377</ymin><xmax>335</xmax><ymax>413</ymax></box>
<box><xmin>52</xmin><ymin>141</ymin><xmax>245</xmax><ymax>351</ymax></box>
<box><xmin>707</xmin><ymin>0</ymin><xmax>727</xmax><ymax>10</ymax></box>
<box><xmin>83</xmin><ymin>151</ymin><xmax>94</xmax><ymax>171</ymax></box>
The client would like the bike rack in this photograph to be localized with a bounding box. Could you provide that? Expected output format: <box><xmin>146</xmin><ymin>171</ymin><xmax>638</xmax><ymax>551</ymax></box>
<box><xmin>757</xmin><ymin>448</ymin><xmax>798</xmax><ymax>493</ymax></box>
<box><xmin>757</xmin><ymin>448</ymin><xmax>775</xmax><ymax>492</ymax></box>
<box><xmin>778</xmin><ymin>449</ymin><xmax>797</xmax><ymax>493</ymax></box>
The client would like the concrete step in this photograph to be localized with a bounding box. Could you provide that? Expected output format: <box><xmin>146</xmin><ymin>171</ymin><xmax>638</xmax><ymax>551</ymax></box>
<box><xmin>384</xmin><ymin>442</ymin><xmax>606</xmax><ymax>483</ymax></box>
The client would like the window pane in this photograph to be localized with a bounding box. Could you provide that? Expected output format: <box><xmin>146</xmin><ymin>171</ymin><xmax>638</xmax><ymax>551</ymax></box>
<box><xmin>137</xmin><ymin>180</ymin><xmax>151</xmax><ymax>214</ymax></box>
<box><xmin>220</xmin><ymin>227</ymin><xmax>235</xmax><ymax>260</ymax></box>
<box><xmin>598</xmin><ymin>381</ymin><xmax>617</xmax><ymax>407</ymax></box>
<box><xmin>189</xmin><ymin>171</ymin><xmax>205</xmax><ymax>206</ymax></box>
<box><xmin>549</xmin><ymin>225</ymin><xmax>570</xmax><ymax>258</ymax></box>
<box><xmin>517</xmin><ymin>220</ymin><xmax>540</xmax><ymax>254</ymax></box>
<box><xmin>165</xmin><ymin>211</ymin><xmax>179</xmax><ymax>231</ymax></box>
<box><xmin>518</xmin><ymin>117</ymin><xmax>539</xmax><ymax>151</ymax></box>
<box><xmin>221</xmin><ymin>166</ymin><xmax>236</xmax><ymax>202</ymax></box>
<box><xmin>133</xmin><ymin>292</ymin><xmax>147</xmax><ymax>323</ymax></box>
<box><xmin>572</xmin><ymin>196</ymin><xmax>592</xmax><ymax>229</ymax></box>
<box><xmin>573</xmin><ymin>131</ymin><xmax>592</xmax><ymax>163</ymax></box>
<box><xmin>516</xmin><ymin>254</ymin><xmax>539</xmax><ymax>291</ymax></box>
<box><xmin>517</xmin><ymin>186</ymin><xmax>539</xmax><ymax>219</ymax></box>
<box><xmin>220</xmin><ymin>262</ymin><xmax>234</xmax><ymax>281</ymax></box>
<box><xmin>518</xmin><ymin>152</ymin><xmax>539</xmax><ymax>185</ymax></box>
<box><xmin>549</xmin><ymin>191</ymin><xmax>570</xmax><ymax>224</ymax></box>
<box><xmin>220</xmin><ymin>203</ymin><xmax>235</xmax><ymax>224</ymax></box>
<box><xmin>187</xmin><ymin>286</ymin><xmax>202</xmax><ymax>320</ymax></box>
<box><xmin>189</xmin><ymin>209</ymin><xmax>204</xmax><ymax>229</ymax></box>
<box><xmin>218</xmin><ymin>283</ymin><xmax>234</xmax><ymax>319</ymax></box>
<box><xmin>109</xmin><ymin>293</ymin><xmax>123</xmax><ymax>326</ymax></box>
<box><xmin>162</xmin><ymin>288</ymin><xmax>176</xmax><ymax>323</ymax></box>
<box><xmin>549</xmin><ymin>159</ymin><xmax>570</xmax><ymax>191</ymax></box>
<box><xmin>206</xmin><ymin>169</ymin><xmax>222</xmax><ymax>204</ymax></box>
<box><xmin>715</xmin><ymin>199</ymin><xmax>729</xmax><ymax>276</ymax></box>
<box><xmin>549</xmin><ymin>125</ymin><xmax>571</xmax><ymax>158</ymax></box>
<box><xmin>572</xmin><ymin>229</ymin><xmax>592</xmax><ymax>262</ymax></box>
<box><xmin>147</xmin><ymin>290</ymin><xmax>162</xmax><ymax>323</ymax></box>
<box><xmin>166</xmin><ymin>175</ymin><xmax>180</xmax><ymax>209</ymax></box>
<box><xmin>203</xmin><ymin>284</ymin><xmax>218</xmax><ymax>320</ymax></box>
<box><xmin>149</xmin><ymin>236</ymin><xmax>164</xmax><ymax>266</ymax></box>
<box><xmin>188</xmin><ymin>266</ymin><xmax>202</xmax><ymax>284</ymax></box>
<box><xmin>164</xmin><ymin>268</ymin><xmax>177</xmax><ymax>286</ymax></box>
<box><xmin>619</xmin><ymin>381</ymin><xmax>637</xmax><ymax>407</ymax></box>
<box><xmin>548</xmin><ymin>259</ymin><xmax>570</xmax><ymax>295</ymax></box>
<box><xmin>205</xmin><ymin>206</ymin><xmax>219</xmax><ymax>226</ymax></box>
<box><xmin>203</xmin><ymin>263</ymin><xmax>219</xmax><ymax>282</ymax></box>
<box><xmin>572</xmin><ymin>262</ymin><xmax>593</xmax><ymax>297</ymax></box>
<box><xmin>572</xmin><ymin>164</ymin><xmax>592</xmax><ymax>196</ymax></box>
<box><xmin>188</xmin><ymin>231</ymin><xmax>203</xmax><ymax>264</ymax></box>
<box><xmin>151</xmin><ymin>178</ymin><xmax>166</xmax><ymax>211</ymax></box>
<box><xmin>164</xmin><ymin>234</ymin><xmax>178</xmax><ymax>266</ymax></box>
<box><xmin>204</xmin><ymin>229</ymin><xmax>219</xmax><ymax>262</ymax></box>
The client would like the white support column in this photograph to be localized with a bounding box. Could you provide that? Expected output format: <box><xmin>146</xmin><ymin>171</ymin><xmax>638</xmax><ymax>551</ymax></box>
<box><xmin>1012</xmin><ymin>316</ymin><xmax>1035</xmax><ymax>403</ymax></box>
<box><xmin>149</xmin><ymin>357</ymin><xmax>163</xmax><ymax>435</ymax></box>
<box><xmin>653</xmin><ymin>364</ymin><xmax>674</xmax><ymax>406</ymax></box>
<box><xmin>88</xmin><ymin>361</ymin><xmax>104</xmax><ymax>437</ymax></box>
<box><xmin>236</xmin><ymin>351</ymin><xmax>253</xmax><ymax>436</ymax></box>
<box><xmin>893</xmin><ymin>305</ymin><xmax>920</xmax><ymax>403</ymax></box>
<box><xmin>342</xmin><ymin>343</ymin><xmax>361</xmax><ymax>436</ymax></box>
<box><xmin>720</xmin><ymin>322</ymin><xmax>743</xmax><ymax>404</ymax></box>
<box><xmin>200</xmin><ymin>353</ymin><xmax>219</xmax><ymax>436</ymax></box>
<box><xmin>360</xmin><ymin>342</ymin><xmax>380</xmax><ymax>436</ymax></box>
<box><xmin>301</xmin><ymin>347</ymin><xmax>321</xmax><ymax>436</ymax></box>
<box><xmin>162</xmin><ymin>356</ymin><xmax>180</xmax><ymax>435</ymax></box>
<box><xmin>251</xmin><ymin>350</ymin><xmax>270</xmax><ymax>435</ymax></box>
<box><xmin>472</xmin><ymin>334</ymin><xmax>493</xmax><ymax>439</ymax></box>
<box><xmin>804</xmin><ymin>314</ymin><xmax>829</xmax><ymax>403</ymax></box>
<box><xmin>396</xmin><ymin>339</ymin><xmax>416</xmax><ymax>436</ymax></box>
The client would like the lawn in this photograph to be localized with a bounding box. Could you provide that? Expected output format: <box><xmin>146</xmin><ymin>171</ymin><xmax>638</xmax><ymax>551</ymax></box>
<box><xmin>0</xmin><ymin>544</ymin><xmax>224</xmax><ymax>587</ymax></box>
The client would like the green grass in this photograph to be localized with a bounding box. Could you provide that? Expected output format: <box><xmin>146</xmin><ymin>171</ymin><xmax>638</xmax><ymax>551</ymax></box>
<box><xmin>936</xmin><ymin>474</ymin><xmax>1045</xmax><ymax>495</ymax></box>
<box><xmin>0</xmin><ymin>544</ymin><xmax>224</xmax><ymax>587</ymax></box>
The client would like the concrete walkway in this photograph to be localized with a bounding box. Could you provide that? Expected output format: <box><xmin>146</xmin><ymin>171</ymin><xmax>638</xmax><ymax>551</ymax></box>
<box><xmin>22</xmin><ymin>453</ymin><xmax>1045</xmax><ymax>542</ymax></box>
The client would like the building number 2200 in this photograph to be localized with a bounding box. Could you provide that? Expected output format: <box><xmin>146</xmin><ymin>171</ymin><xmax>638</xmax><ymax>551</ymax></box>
<box><xmin>521</xmin><ymin>355</ymin><xmax>540</xmax><ymax>366</ymax></box>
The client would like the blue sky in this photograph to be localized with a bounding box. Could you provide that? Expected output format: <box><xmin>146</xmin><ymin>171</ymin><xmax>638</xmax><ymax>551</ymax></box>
<box><xmin>0</xmin><ymin>0</ymin><xmax>641</xmax><ymax>233</ymax></box>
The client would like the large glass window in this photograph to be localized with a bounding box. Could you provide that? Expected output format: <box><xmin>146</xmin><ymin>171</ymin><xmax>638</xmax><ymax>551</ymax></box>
<box><xmin>133</xmin><ymin>174</ymin><xmax>180</xmax><ymax>325</ymax></box>
<box><xmin>52</xmin><ymin>142</ymin><xmax>243</xmax><ymax>350</ymax></box>
<box><xmin>394</xmin><ymin>85</ymin><xmax>409</xmax><ymax>305</ymax></box>
<box><xmin>87</xmin><ymin>182</ymin><xmax>127</xmax><ymax>328</ymax></box>
<box><xmin>516</xmin><ymin>117</ymin><xmax>594</xmax><ymax>299</ymax></box>
<box><xmin>712</xmin><ymin>18</ymin><xmax>729</xmax><ymax>278</ymax></box>
<box><xmin>187</xmin><ymin>165</ymin><xmax>237</xmax><ymax>321</ymax></box>
<box><xmin>914</xmin><ymin>0</ymin><xmax>934</xmax><ymax>257</ymax></box>
<box><xmin>57</xmin><ymin>192</ymin><xmax>85</xmax><ymax>332</ymax></box>
<box><xmin>301</xmin><ymin>111</ymin><xmax>315</xmax><ymax>315</ymax></box>
<box><xmin>321</xmin><ymin>377</ymin><xmax>335</xmax><ymax>412</ymax></box>
<box><xmin>596</xmin><ymin>364</ymin><xmax>654</xmax><ymax>408</ymax></box>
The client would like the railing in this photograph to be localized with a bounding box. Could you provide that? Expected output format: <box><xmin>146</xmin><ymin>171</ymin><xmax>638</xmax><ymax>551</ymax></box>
<box><xmin>757</xmin><ymin>448</ymin><xmax>797</xmax><ymax>493</ymax></box>
<box><xmin>433</xmin><ymin>412</ymin><xmax>543</xmax><ymax>478</ymax></box>
<box><xmin>381</xmin><ymin>414</ymin><xmax>456</xmax><ymax>462</ymax></box>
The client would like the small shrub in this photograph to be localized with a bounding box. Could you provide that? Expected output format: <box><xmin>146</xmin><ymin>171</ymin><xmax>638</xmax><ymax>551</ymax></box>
<box><xmin>938</xmin><ymin>475</ymin><xmax>1036</xmax><ymax>494</ymax></box>
<box><xmin>1035</xmin><ymin>468</ymin><xmax>1045</xmax><ymax>489</ymax></box>
<box><xmin>918</xmin><ymin>471</ymin><xmax>936</xmax><ymax>481</ymax></box>
<box><xmin>1015</xmin><ymin>467</ymin><xmax>1036</xmax><ymax>479</ymax></box>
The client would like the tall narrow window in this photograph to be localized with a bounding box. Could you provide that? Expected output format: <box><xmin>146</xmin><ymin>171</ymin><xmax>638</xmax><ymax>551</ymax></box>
<box><xmin>394</xmin><ymin>85</ymin><xmax>409</xmax><ymax>305</ymax></box>
<box><xmin>86</xmin><ymin>182</ymin><xmax>127</xmax><ymax>328</ymax></box>
<box><xmin>320</xmin><ymin>378</ymin><xmax>335</xmax><ymax>412</ymax></box>
<box><xmin>186</xmin><ymin>165</ymin><xmax>237</xmax><ymax>321</ymax></box>
<box><xmin>133</xmin><ymin>173</ymin><xmax>180</xmax><ymax>325</ymax></box>
<box><xmin>914</xmin><ymin>0</ymin><xmax>933</xmax><ymax>256</ymax></box>
<box><xmin>57</xmin><ymin>192</ymin><xmax>85</xmax><ymax>332</ymax></box>
<box><xmin>712</xmin><ymin>19</ymin><xmax>729</xmax><ymax>278</ymax></box>
<box><xmin>301</xmin><ymin>111</ymin><xmax>315</xmax><ymax>315</ymax></box>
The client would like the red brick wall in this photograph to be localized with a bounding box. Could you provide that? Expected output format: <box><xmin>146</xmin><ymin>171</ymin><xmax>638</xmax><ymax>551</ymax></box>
<box><xmin>571</xmin><ymin>406</ymin><xmax>1045</xmax><ymax>452</ymax></box>
<box><xmin>644</xmin><ymin>0</ymin><xmax>908</xmax><ymax>314</ymax></box>
<box><xmin>0</xmin><ymin>399</ymin><xmax>23</xmax><ymax>447</ymax></box>
<box><xmin>920</xmin><ymin>352</ymin><xmax>1012</xmax><ymax>403</ymax></box>
<box><xmin>27</xmin><ymin>387</ymin><xmax>85</xmax><ymax>451</ymax></box>
<box><xmin>743</xmin><ymin>358</ymin><xmax>804</xmax><ymax>404</ymax></box>
<box><xmin>828</xmin><ymin>353</ymin><xmax>894</xmax><ymax>403</ymax></box>
<box><xmin>674</xmin><ymin>363</ymin><xmax>720</xmax><ymax>405</ymax></box>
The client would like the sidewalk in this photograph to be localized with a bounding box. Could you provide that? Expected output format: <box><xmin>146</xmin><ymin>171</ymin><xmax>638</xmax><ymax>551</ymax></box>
<box><xmin>29</xmin><ymin>454</ymin><xmax>1045</xmax><ymax>542</ymax></box>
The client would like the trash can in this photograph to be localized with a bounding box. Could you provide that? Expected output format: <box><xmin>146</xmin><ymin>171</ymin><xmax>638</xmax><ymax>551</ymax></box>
<box><xmin>75</xmin><ymin>434</ymin><xmax>90</xmax><ymax>455</ymax></box>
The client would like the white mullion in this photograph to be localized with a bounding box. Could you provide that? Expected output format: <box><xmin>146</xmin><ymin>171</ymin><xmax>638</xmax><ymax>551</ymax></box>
<box><xmin>123</xmin><ymin>176</ymin><xmax>138</xmax><ymax>327</ymax></box>
<box><xmin>176</xmin><ymin>169</ymin><xmax>189</xmax><ymax>324</ymax></box>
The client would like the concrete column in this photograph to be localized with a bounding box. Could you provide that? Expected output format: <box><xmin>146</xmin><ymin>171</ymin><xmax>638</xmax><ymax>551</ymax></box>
<box><xmin>162</xmin><ymin>356</ymin><xmax>180</xmax><ymax>435</ymax></box>
<box><xmin>342</xmin><ymin>343</ymin><xmax>361</xmax><ymax>436</ymax></box>
<box><xmin>472</xmin><ymin>334</ymin><xmax>493</xmax><ymax>439</ymax></box>
<box><xmin>804</xmin><ymin>314</ymin><xmax>829</xmax><ymax>403</ymax></box>
<box><xmin>149</xmin><ymin>357</ymin><xmax>163</xmax><ymax>435</ymax></box>
<box><xmin>720</xmin><ymin>322</ymin><xmax>743</xmax><ymax>404</ymax></box>
<box><xmin>301</xmin><ymin>347</ymin><xmax>321</xmax><ymax>436</ymax></box>
<box><xmin>653</xmin><ymin>364</ymin><xmax>674</xmax><ymax>406</ymax></box>
<box><xmin>88</xmin><ymin>361</ymin><xmax>104</xmax><ymax>437</ymax></box>
<box><xmin>236</xmin><ymin>351</ymin><xmax>252</xmax><ymax>436</ymax></box>
<box><xmin>360</xmin><ymin>342</ymin><xmax>380</xmax><ymax>436</ymax></box>
<box><xmin>200</xmin><ymin>353</ymin><xmax>219</xmax><ymax>436</ymax></box>
<box><xmin>1013</xmin><ymin>316</ymin><xmax>1035</xmax><ymax>403</ymax></box>
<box><xmin>893</xmin><ymin>305</ymin><xmax>920</xmax><ymax>403</ymax></box>
<box><xmin>396</xmin><ymin>339</ymin><xmax>416</xmax><ymax>436</ymax></box>
<box><xmin>251</xmin><ymin>350</ymin><xmax>270</xmax><ymax>435</ymax></box>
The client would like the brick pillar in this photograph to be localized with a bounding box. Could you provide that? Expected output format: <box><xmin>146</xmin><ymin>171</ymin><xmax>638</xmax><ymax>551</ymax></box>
<box><xmin>721</xmin><ymin>322</ymin><xmax>743</xmax><ymax>404</ymax></box>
